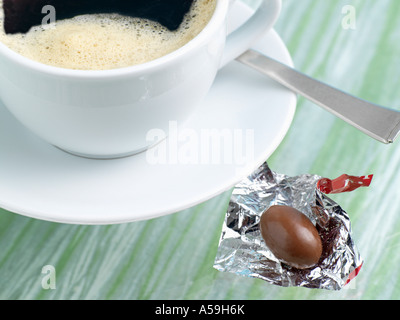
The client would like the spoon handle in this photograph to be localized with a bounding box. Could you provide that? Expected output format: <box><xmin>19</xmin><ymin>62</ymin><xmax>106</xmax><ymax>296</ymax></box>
<box><xmin>237</xmin><ymin>49</ymin><xmax>400</xmax><ymax>144</ymax></box>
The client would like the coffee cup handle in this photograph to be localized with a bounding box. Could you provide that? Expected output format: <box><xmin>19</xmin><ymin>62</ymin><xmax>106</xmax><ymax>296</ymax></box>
<box><xmin>219</xmin><ymin>0</ymin><xmax>282</xmax><ymax>68</ymax></box>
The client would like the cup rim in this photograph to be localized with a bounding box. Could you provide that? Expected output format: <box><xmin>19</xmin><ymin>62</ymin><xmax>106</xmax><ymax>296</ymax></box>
<box><xmin>0</xmin><ymin>0</ymin><xmax>228</xmax><ymax>79</ymax></box>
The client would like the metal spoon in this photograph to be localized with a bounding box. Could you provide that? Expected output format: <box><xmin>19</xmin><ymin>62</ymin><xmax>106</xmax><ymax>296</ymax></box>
<box><xmin>237</xmin><ymin>49</ymin><xmax>400</xmax><ymax>144</ymax></box>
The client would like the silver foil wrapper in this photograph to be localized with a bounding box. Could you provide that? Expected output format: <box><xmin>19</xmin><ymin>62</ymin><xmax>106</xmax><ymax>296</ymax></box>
<box><xmin>214</xmin><ymin>163</ymin><xmax>363</xmax><ymax>290</ymax></box>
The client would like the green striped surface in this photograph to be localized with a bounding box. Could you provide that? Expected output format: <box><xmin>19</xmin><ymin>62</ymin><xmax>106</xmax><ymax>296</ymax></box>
<box><xmin>1</xmin><ymin>0</ymin><xmax>400</xmax><ymax>299</ymax></box>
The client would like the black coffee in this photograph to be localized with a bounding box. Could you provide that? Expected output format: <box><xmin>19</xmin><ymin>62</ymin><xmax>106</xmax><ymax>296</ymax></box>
<box><xmin>3</xmin><ymin>0</ymin><xmax>195</xmax><ymax>34</ymax></box>
<box><xmin>0</xmin><ymin>0</ymin><xmax>217</xmax><ymax>70</ymax></box>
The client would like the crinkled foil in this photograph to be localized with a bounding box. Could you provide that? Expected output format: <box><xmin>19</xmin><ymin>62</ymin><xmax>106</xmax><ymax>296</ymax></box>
<box><xmin>214</xmin><ymin>163</ymin><xmax>363</xmax><ymax>290</ymax></box>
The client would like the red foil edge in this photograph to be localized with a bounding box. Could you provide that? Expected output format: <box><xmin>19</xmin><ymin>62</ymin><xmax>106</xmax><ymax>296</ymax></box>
<box><xmin>317</xmin><ymin>174</ymin><xmax>373</xmax><ymax>194</ymax></box>
<box><xmin>345</xmin><ymin>263</ymin><xmax>363</xmax><ymax>286</ymax></box>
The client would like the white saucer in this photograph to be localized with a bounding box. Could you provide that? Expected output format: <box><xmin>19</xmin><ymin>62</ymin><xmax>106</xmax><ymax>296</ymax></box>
<box><xmin>0</xmin><ymin>2</ymin><xmax>297</xmax><ymax>225</ymax></box>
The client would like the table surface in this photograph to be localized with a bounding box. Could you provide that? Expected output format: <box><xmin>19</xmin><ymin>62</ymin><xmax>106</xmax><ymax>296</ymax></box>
<box><xmin>1</xmin><ymin>0</ymin><xmax>400</xmax><ymax>300</ymax></box>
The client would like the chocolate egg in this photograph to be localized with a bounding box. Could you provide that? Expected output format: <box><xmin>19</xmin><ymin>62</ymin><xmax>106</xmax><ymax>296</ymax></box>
<box><xmin>260</xmin><ymin>205</ymin><xmax>322</xmax><ymax>269</ymax></box>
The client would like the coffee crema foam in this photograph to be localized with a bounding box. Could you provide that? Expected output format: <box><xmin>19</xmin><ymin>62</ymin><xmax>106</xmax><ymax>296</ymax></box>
<box><xmin>0</xmin><ymin>0</ymin><xmax>216</xmax><ymax>70</ymax></box>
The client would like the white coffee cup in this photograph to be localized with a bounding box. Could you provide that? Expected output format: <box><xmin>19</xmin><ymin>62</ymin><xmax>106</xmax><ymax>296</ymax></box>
<box><xmin>0</xmin><ymin>0</ymin><xmax>281</xmax><ymax>159</ymax></box>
